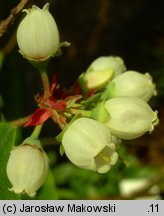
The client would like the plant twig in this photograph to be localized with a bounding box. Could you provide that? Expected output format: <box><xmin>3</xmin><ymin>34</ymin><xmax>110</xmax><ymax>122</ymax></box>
<box><xmin>10</xmin><ymin>115</ymin><xmax>31</xmax><ymax>127</ymax></box>
<box><xmin>0</xmin><ymin>0</ymin><xmax>29</xmax><ymax>37</ymax></box>
<box><xmin>31</xmin><ymin>124</ymin><xmax>43</xmax><ymax>139</ymax></box>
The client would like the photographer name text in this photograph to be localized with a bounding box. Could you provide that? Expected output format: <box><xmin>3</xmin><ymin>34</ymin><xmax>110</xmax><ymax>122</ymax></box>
<box><xmin>18</xmin><ymin>203</ymin><xmax>116</xmax><ymax>213</ymax></box>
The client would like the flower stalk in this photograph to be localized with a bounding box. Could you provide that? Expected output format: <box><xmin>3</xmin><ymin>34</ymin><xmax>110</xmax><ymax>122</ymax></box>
<box><xmin>52</xmin><ymin>110</ymin><xmax>65</xmax><ymax>129</ymax></box>
<box><xmin>69</xmin><ymin>108</ymin><xmax>91</xmax><ymax>118</ymax></box>
<box><xmin>40</xmin><ymin>69</ymin><xmax>51</xmax><ymax>99</ymax></box>
<box><xmin>30</xmin><ymin>124</ymin><xmax>43</xmax><ymax>139</ymax></box>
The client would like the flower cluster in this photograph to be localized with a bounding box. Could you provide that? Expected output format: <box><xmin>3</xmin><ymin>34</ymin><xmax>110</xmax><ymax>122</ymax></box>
<box><xmin>6</xmin><ymin>3</ymin><xmax>159</xmax><ymax>197</ymax></box>
<box><xmin>62</xmin><ymin>56</ymin><xmax>158</xmax><ymax>172</ymax></box>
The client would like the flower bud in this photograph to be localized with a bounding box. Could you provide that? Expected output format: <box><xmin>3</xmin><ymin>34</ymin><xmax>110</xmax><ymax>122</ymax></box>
<box><xmin>79</xmin><ymin>68</ymin><xmax>114</xmax><ymax>92</ymax></box>
<box><xmin>62</xmin><ymin>117</ymin><xmax>118</xmax><ymax>173</ymax></box>
<box><xmin>105</xmin><ymin>71</ymin><xmax>157</xmax><ymax>102</ymax></box>
<box><xmin>79</xmin><ymin>56</ymin><xmax>126</xmax><ymax>93</ymax></box>
<box><xmin>6</xmin><ymin>143</ymin><xmax>49</xmax><ymax>197</ymax></box>
<box><xmin>87</xmin><ymin>56</ymin><xmax>127</xmax><ymax>77</ymax></box>
<box><xmin>105</xmin><ymin>97</ymin><xmax>159</xmax><ymax>140</ymax></box>
<box><xmin>17</xmin><ymin>3</ymin><xmax>60</xmax><ymax>61</ymax></box>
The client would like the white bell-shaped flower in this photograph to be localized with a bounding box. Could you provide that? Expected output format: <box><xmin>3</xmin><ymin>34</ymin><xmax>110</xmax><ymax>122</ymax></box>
<box><xmin>62</xmin><ymin>117</ymin><xmax>118</xmax><ymax>173</ymax></box>
<box><xmin>105</xmin><ymin>97</ymin><xmax>159</xmax><ymax>140</ymax></box>
<box><xmin>106</xmin><ymin>71</ymin><xmax>157</xmax><ymax>102</ymax></box>
<box><xmin>17</xmin><ymin>3</ymin><xmax>60</xmax><ymax>61</ymax></box>
<box><xmin>87</xmin><ymin>56</ymin><xmax>127</xmax><ymax>77</ymax></box>
<box><xmin>6</xmin><ymin>143</ymin><xmax>49</xmax><ymax>197</ymax></box>
<box><xmin>79</xmin><ymin>56</ymin><xmax>126</xmax><ymax>92</ymax></box>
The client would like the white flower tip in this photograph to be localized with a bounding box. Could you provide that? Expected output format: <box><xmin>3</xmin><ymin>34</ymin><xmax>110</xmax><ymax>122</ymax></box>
<box><xmin>145</xmin><ymin>72</ymin><xmax>152</xmax><ymax>80</ymax></box>
<box><xmin>146</xmin><ymin>111</ymin><xmax>159</xmax><ymax>134</ymax></box>
<box><xmin>96</xmin><ymin>152</ymin><xmax>118</xmax><ymax>173</ymax></box>
<box><xmin>94</xmin><ymin>145</ymin><xmax>118</xmax><ymax>173</ymax></box>
<box><xmin>110</xmin><ymin>152</ymin><xmax>119</xmax><ymax>165</ymax></box>
<box><xmin>153</xmin><ymin>111</ymin><xmax>159</xmax><ymax>126</ymax></box>
<box><xmin>145</xmin><ymin>73</ymin><xmax>157</xmax><ymax>96</ymax></box>
<box><xmin>43</xmin><ymin>3</ymin><xmax>50</xmax><ymax>11</ymax></box>
<box><xmin>31</xmin><ymin>5</ymin><xmax>39</xmax><ymax>10</ymax></box>
<box><xmin>97</xmin><ymin>165</ymin><xmax>111</xmax><ymax>174</ymax></box>
<box><xmin>9</xmin><ymin>186</ymin><xmax>36</xmax><ymax>197</ymax></box>
<box><xmin>22</xmin><ymin>9</ymin><xmax>30</xmax><ymax>14</ymax></box>
<box><xmin>23</xmin><ymin>3</ymin><xmax>50</xmax><ymax>13</ymax></box>
<box><xmin>153</xmin><ymin>86</ymin><xmax>157</xmax><ymax>96</ymax></box>
<box><xmin>26</xmin><ymin>190</ymin><xmax>36</xmax><ymax>197</ymax></box>
<box><xmin>9</xmin><ymin>186</ymin><xmax>24</xmax><ymax>195</ymax></box>
<box><xmin>60</xmin><ymin>41</ymin><xmax>71</xmax><ymax>47</ymax></box>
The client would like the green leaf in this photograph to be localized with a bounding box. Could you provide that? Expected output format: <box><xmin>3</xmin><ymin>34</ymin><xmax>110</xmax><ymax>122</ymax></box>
<box><xmin>81</xmin><ymin>92</ymin><xmax>102</xmax><ymax>108</ymax></box>
<box><xmin>0</xmin><ymin>122</ymin><xmax>20</xmax><ymax>200</ymax></box>
<box><xmin>66</xmin><ymin>95</ymin><xmax>82</xmax><ymax>108</ymax></box>
<box><xmin>57</xmin><ymin>188</ymin><xmax>78</xmax><ymax>199</ymax></box>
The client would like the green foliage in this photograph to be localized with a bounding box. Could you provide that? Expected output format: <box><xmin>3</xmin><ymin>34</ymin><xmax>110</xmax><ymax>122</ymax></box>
<box><xmin>117</xmin><ymin>144</ymin><xmax>154</xmax><ymax>178</ymax></box>
<box><xmin>0</xmin><ymin>123</ymin><xmax>20</xmax><ymax>199</ymax></box>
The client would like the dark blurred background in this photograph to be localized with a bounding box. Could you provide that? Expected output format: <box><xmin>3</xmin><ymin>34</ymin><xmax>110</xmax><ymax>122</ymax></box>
<box><xmin>0</xmin><ymin>0</ymin><xmax>164</xmax><ymax>196</ymax></box>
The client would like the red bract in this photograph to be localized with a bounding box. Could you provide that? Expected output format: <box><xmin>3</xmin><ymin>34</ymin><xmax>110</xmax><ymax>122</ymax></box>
<box><xmin>25</xmin><ymin>75</ymin><xmax>83</xmax><ymax>127</ymax></box>
<box><xmin>24</xmin><ymin>108</ymin><xmax>52</xmax><ymax>127</ymax></box>
<box><xmin>49</xmin><ymin>97</ymin><xmax>67</xmax><ymax>112</ymax></box>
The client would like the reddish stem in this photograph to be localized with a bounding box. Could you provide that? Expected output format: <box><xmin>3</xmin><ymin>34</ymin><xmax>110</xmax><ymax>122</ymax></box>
<box><xmin>40</xmin><ymin>70</ymin><xmax>51</xmax><ymax>99</ymax></box>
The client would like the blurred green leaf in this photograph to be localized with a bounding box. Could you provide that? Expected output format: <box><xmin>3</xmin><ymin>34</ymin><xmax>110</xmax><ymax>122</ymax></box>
<box><xmin>57</xmin><ymin>188</ymin><xmax>78</xmax><ymax>199</ymax></box>
<box><xmin>54</xmin><ymin>162</ymin><xmax>120</xmax><ymax>199</ymax></box>
<box><xmin>0</xmin><ymin>122</ymin><xmax>20</xmax><ymax>199</ymax></box>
